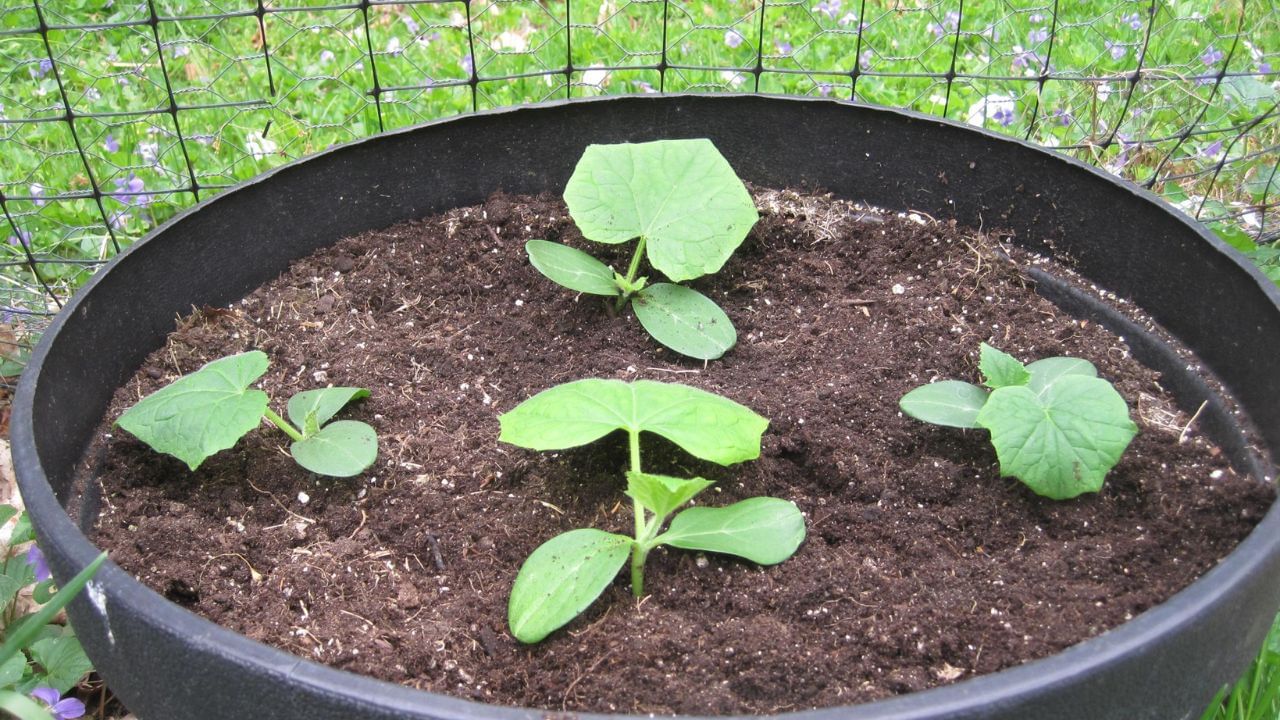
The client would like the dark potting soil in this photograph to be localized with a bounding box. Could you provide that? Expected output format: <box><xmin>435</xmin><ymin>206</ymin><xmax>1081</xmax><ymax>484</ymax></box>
<box><xmin>81</xmin><ymin>189</ymin><xmax>1274</xmax><ymax>715</ymax></box>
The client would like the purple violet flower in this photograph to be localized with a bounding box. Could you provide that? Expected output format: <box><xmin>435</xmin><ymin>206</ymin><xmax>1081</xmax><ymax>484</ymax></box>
<box><xmin>631</xmin><ymin>80</ymin><xmax>656</xmax><ymax>94</ymax></box>
<box><xmin>461</xmin><ymin>53</ymin><xmax>474</xmax><ymax>76</ymax></box>
<box><xmin>319</xmin><ymin>49</ymin><xmax>335</xmax><ymax>65</ymax></box>
<box><xmin>30</xmin><ymin>183</ymin><xmax>45</xmax><ymax>207</ymax></box>
<box><xmin>1052</xmin><ymin>108</ymin><xmax>1073</xmax><ymax>126</ymax></box>
<box><xmin>108</xmin><ymin>209</ymin><xmax>132</xmax><ymax>230</ymax></box>
<box><xmin>402</xmin><ymin>16</ymin><xmax>420</xmax><ymax>35</ymax></box>
<box><xmin>1201</xmin><ymin>46</ymin><xmax>1224</xmax><ymax>66</ymax></box>
<box><xmin>858</xmin><ymin>49</ymin><xmax>872</xmax><ymax>71</ymax></box>
<box><xmin>29</xmin><ymin>58</ymin><xmax>53</xmax><ymax>79</ymax></box>
<box><xmin>814</xmin><ymin>0</ymin><xmax>841</xmax><ymax>21</ymax></box>
<box><xmin>138</xmin><ymin>140</ymin><xmax>159</xmax><ymax>165</ymax></box>
<box><xmin>775</xmin><ymin>39</ymin><xmax>792</xmax><ymax>56</ymax></box>
<box><xmin>113</xmin><ymin>173</ymin><xmax>150</xmax><ymax>207</ymax></box>
<box><xmin>1123</xmin><ymin>12</ymin><xmax>1143</xmax><ymax>31</ymax></box>
<box><xmin>7</xmin><ymin>229</ymin><xmax>32</xmax><ymax>248</ymax></box>
<box><xmin>1201</xmin><ymin>140</ymin><xmax>1223</xmax><ymax>158</ymax></box>
<box><xmin>724</xmin><ymin>29</ymin><xmax>744</xmax><ymax>48</ymax></box>
<box><xmin>172</xmin><ymin>44</ymin><xmax>190</xmax><ymax>59</ymax></box>
<box><xmin>30</xmin><ymin>688</ymin><xmax>85</xmax><ymax>720</ymax></box>
<box><xmin>104</xmin><ymin>134</ymin><xmax>120</xmax><ymax>152</ymax></box>
<box><xmin>1029</xmin><ymin>13</ymin><xmax>1044</xmax><ymax>24</ymax></box>
<box><xmin>1105</xmin><ymin>40</ymin><xmax>1127</xmax><ymax>61</ymax></box>
<box><xmin>1028</xmin><ymin>27</ymin><xmax>1049</xmax><ymax>44</ymax></box>
<box><xmin>928</xmin><ymin>10</ymin><xmax>960</xmax><ymax>38</ymax></box>
<box><xmin>992</xmin><ymin>106</ymin><xmax>1016</xmax><ymax>127</ymax></box>
<box><xmin>26</xmin><ymin>545</ymin><xmax>51</xmax><ymax>582</ymax></box>
<box><xmin>1261</xmin><ymin>62</ymin><xmax>1273</xmax><ymax>74</ymax></box>
<box><xmin>817</xmin><ymin>82</ymin><xmax>833</xmax><ymax>97</ymax></box>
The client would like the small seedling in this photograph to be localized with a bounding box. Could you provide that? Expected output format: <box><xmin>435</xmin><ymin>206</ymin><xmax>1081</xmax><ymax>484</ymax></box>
<box><xmin>526</xmin><ymin>138</ymin><xmax>759</xmax><ymax>360</ymax></box>
<box><xmin>498</xmin><ymin>378</ymin><xmax>805</xmax><ymax>643</ymax></box>
<box><xmin>116</xmin><ymin>350</ymin><xmax>377</xmax><ymax>478</ymax></box>
<box><xmin>899</xmin><ymin>343</ymin><xmax>1138</xmax><ymax>500</ymax></box>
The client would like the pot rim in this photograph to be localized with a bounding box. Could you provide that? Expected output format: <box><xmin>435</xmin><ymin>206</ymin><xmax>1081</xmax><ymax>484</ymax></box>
<box><xmin>13</xmin><ymin>93</ymin><xmax>1280</xmax><ymax>720</ymax></box>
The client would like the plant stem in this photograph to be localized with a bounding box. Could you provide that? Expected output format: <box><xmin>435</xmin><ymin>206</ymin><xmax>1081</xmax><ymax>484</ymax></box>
<box><xmin>628</xmin><ymin>429</ymin><xmax>648</xmax><ymax>597</ymax></box>
<box><xmin>615</xmin><ymin>236</ymin><xmax>648</xmax><ymax>312</ymax></box>
<box><xmin>263</xmin><ymin>408</ymin><xmax>304</xmax><ymax>442</ymax></box>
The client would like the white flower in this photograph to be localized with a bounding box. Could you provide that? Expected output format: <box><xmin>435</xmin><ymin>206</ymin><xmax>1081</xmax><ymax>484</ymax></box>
<box><xmin>246</xmin><ymin>133</ymin><xmax>277</xmax><ymax>161</ymax></box>
<box><xmin>581</xmin><ymin>66</ymin><xmax>608</xmax><ymax>87</ymax></box>
<box><xmin>965</xmin><ymin>94</ymin><xmax>1016</xmax><ymax>127</ymax></box>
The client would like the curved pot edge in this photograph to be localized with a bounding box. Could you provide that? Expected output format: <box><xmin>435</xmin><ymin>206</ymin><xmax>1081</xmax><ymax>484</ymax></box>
<box><xmin>12</xmin><ymin>94</ymin><xmax>1280</xmax><ymax>720</ymax></box>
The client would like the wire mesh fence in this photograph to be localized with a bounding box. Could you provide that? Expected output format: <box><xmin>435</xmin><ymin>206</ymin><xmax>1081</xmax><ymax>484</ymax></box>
<box><xmin>1</xmin><ymin>0</ymin><xmax>1277</xmax><ymax>379</ymax></box>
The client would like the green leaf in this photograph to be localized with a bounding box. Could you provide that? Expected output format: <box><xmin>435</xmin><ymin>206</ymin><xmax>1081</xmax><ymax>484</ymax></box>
<box><xmin>658</xmin><ymin>498</ymin><xmax>806</xmax><ymax>565</ymax></box>
<box><xmin>625</xmin><ymin>472</ymin><xmax>713</xmax><ymax>519</ymax></box>
<box><xmin>498</xmin><ymin>379</ymin><xmax>768</xmax><ymax>465</ymax></box>
<box><xmin>0</xmin><ymin>553</ymin><xmax>105</xmax><ymax>668</ymax></box>
<box><xmin>0</xmin><ymin>559</ymin><xmax>34</xmax><ymax>611</ymax></box>
<box><xmin>286</xmin><ymin>387</ymin><xmax>370</xmax><ymax>431</ymax></box>
<box><xmin>28</xmin><ymin>630</ymin><xmax>91</xmax><ymax>693</ymax></box>
<box><xmin>9</xmin><ymin>514</ymin><xmax>33</xmax><ymax>546</ymax></box>
<box><xmin>0</xmin><ymin>505</ymin><xmax>19</xmax><ymax>528</ymax></box>
<box><xmin>290</xmin><ymin>420</ymin><xmax>377</xmax><ymax>477</ymax></box>
<box><xmin>1243</xmin><ymin>166</ymin><xmax>1278</xmax><ymax>201</ymax></box>
<box><xmin>0</xmin><ymin>653</ymin><xmax>25</xmax><ymax>687</ymax></box>
<box><xmin>1026</xmin><ymin>357</ymin><xmax>1097</xmax><ymax>396</ymax></box>
<box><xmin>563</xmin><ymin>139</ymin><xmax>759</xmax><ymax>282</ymax></box>
<box><xmin>899</xmin><ymin>380</ymin><xmax>988</xmax><ymax>429</ymax></box>
<box><xmin>1209</xmin><ymin>222</ymin><xmax>1258</xmax><ymax>253</ymax></box>
<box><xmin>976</xmin><ymin>376</ymin><xmax>1139</xmax><ymax>500</ymax></box>
<box><xmin>632</xmin><ymin>283</ymin><xmax>736</xmax><ymax>359</ymax></box>
<box><xmin>508</xmin><ymin>529</ymin><xmax>632</xmax><ymax>644</ymax></box>
<box><xmin>979</xmin><ymin>344</ymin><xmax>1030</xmax><ymax>389</ymax></box>
<box><xmin>525</xmin><ymin>240</ymin><xmax>620</xmax><ymax>296</ymax></box>
<box><xmin>115</xmin><ymin>351</ymin><xmax>271</xmax><ymax>471</ymax></box>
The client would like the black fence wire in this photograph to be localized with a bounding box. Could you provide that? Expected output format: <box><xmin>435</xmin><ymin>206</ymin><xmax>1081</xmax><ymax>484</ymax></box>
<box><xmin>0</xmin><ymin>0</ymin><xmax>1277</xmax><ymax>381</ymax></box>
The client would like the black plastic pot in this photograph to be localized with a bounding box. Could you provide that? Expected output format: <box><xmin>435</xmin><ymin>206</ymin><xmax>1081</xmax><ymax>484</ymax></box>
<box><xmin>13</xmin><ymin>96</ymin><xmax>1280</xmax><ymax>720</ymax></box>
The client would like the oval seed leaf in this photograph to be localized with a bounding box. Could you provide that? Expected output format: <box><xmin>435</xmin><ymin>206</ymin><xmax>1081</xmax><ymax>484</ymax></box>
<box><xmin>625</xmin><ymin>471</ymin><xmax>714</xmax><ymax>519</ymax></box>
<box><xmin>976</xmin><ymin>375</ymin><xmax>1139</xmax><ymax>500</ymax></box>
<box><xmin>899</xmin><ymin>380</ymin><xmax>988</xmax><ymax>429</ymax></box>
<box><xmin>979</xmin><ymin>343</ymin><xmax>1031</xmax><ymax>389</ymax></box>
<box><xmin>1026</xmin><ymin>357</ymin><xmax>1097</xmax><ymax>397</ymax></box>
<box><xmin>115</xmin><ymin>350</ymin><xmax>271</xmax><ymax>471</ymax></box>
<box><xmin>287</xmin><ymin>387</ymin><xmax>370</xmax><ymax>432</ymax></box>
<box><xmin>658</xmin><ymin>498</ymin><xmax>806</xmax><ymax>565</ymax></box>
<box><xmin>290</xmin><ymin>420</ymin><xmax>378</xmax><ymax>477</ymax></box>
<box><xmin>525</xmin><ymin>239</ymin><xmax>620</xmax><ymax>296</ymax></box>
<box><xmin>632</xmin><ymin>283</ymin><xmax>736</xmax><ymax>360</ymax></box>
<box><xmin>498</xmin><ymin>378</ymin><xmax>768</xmax><ymax>465</ymax></box>
<box><xmin>508</xmin><ymin>529</ymin><xmax>632</xmax><ymax>644</ymax></box>
<box><xmin>563</xmin><ymin>139</ymin><xmax>759</xmax><ymax>282</ymax></box>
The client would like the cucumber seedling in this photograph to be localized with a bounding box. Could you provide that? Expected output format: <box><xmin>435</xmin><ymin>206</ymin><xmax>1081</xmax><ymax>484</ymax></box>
<box><xmin>526</xmin><ymin>138</ymin><xmax>758</xmax><ymax>360</ymax></box>
<box><xmin>498</xmin><ymin>378</ymin><xmax>805</xmax><ymax>643</ymax></box>
<box><xmin>900</xmin><ymin>343</ymin><xmax>1138</xmax><ymax>499</ymax></box>
<box><xmin>117</xmin><ymin>350</ymin><xmax>377</xmax><ymax>478</ymax></box>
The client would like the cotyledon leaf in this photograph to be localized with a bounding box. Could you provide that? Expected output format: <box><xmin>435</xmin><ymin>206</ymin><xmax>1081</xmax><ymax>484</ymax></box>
<box><xmin>658</xmin><ymin>498</ymin><xmax>806</xmax><ymax>565</ymax></box>
<box><xmin>525</xmin><ymin>239</ymin><xmax>620</xmax><ymax>296</ymax></box>
<box><xmin>291</xmin><ymin>420</ymin><xmax>378</xmax><ymax>477</ymax></box>
<box><xmin>632</xmin><ymin>283</ymin><xmax>736</xmax><ymax>360</ymax></box>
<box><xmin>508</xmin><ymin>529</ymin><xmax>632</xmax><ymax>643</ymax></box>
<box><xmin>899</xmin><ymin>380</ymin><xmax>989</xmax><ymax>429</ymax></box>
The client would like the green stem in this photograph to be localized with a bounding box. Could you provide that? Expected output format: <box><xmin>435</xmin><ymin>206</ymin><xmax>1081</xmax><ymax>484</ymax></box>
<box><xmin>615</xmin><ymin>236</ymin><xmax>648</xmax><ymax>312</ymax></box>
<box><xmin>264</xmin><ymin>407</ymin><xmax>304</xmax><ymax>442</ymax></box>
<box><xmin>628</xmin><ymin>429</ymin><xmax>647</xmax><ymax>597</ymax></box>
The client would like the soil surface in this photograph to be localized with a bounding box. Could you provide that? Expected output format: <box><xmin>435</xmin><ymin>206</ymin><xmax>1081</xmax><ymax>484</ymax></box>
<box><xmin>81</xmin><ymin>190</ymin><xmax>1274</xmax><ymax>715</ymax></box>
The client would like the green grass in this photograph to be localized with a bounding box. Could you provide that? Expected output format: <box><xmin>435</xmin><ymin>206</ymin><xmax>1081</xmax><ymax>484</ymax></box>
<box><xmin>0</xmin><ymin>1</ymin><xmax>1278</xmax><ymax>713</ymax></box>
<box><xmin>1201</xmin><ymin>613</ymin><xmax>1280</xmax><ymax>720</ymax></box>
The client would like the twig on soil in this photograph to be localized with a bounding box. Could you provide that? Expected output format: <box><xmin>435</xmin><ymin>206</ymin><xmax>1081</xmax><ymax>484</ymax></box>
<box><xmin>1179</xmin><ymin>400</ymin><xmax>1209</xmax><ymax>444</ymax></box>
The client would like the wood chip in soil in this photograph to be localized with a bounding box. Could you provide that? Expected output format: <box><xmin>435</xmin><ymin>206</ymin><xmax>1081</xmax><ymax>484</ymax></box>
<box><xmin>79</xmin><ymin>189</ymin><xmax>1275</xmax><ymax>715</ymax></box>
